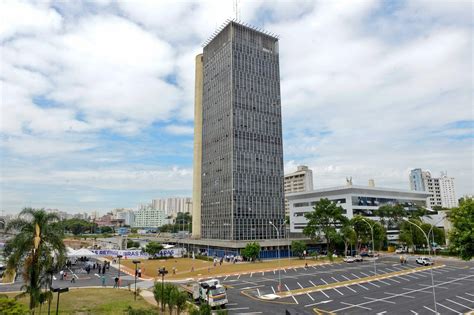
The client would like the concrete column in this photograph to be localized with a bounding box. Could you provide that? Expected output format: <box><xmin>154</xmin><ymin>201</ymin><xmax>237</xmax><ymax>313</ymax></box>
<box><xmin>192</xmin><ymin>54</ymin><xmax>203</xmax><ymax>238</ymax></box>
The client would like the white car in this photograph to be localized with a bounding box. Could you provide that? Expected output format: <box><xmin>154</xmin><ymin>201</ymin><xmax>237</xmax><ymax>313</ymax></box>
<box><xmin>395</xmin><ymin>248</ymin><xmax>407</xmax><ymax>254</ymax></box>
<box><xmin>343</xmin><ymin>256</ymin><xmax>356</xmax><ymax>263</ymax></box>
<box><xmin>416</xmin><ymin>257</ymin><xmax>434</xmax><ymax>266</ymax></box>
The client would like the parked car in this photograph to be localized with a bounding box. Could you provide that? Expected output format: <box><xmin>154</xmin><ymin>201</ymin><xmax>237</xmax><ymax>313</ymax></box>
<box><xmin>416</xmin><ymin>257</ymin><xmax>434</xmax><ymax>266</ymax></box>
<box><xmin>395</xmin><ymin>247</ymin><xmax>407</xmax><ymax>254</ymax></box>
<box><xmin>343</xmin><ymin>256</ymin><xmax>355</xmax><ymax>263</ymax></box>
<box><xmin>354</xmin><ymin>255</ymin><xmax>363</xmax><ymax>262</ymax></box>
<box><xmin>367</xmin><ymin>251</ymin><xmax>379</xmax><ymax>257</ymax></box>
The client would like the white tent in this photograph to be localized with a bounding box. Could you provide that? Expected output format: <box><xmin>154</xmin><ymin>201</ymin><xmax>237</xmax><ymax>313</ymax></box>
<box><xmin>66</xmin><ymin>247</ymin><xmax>76</xmax><ymax>256</ymax></box>
<box><xmin>68</xmin><ymin>248</ymin><xmax>96</xmax><ymax>257</ymax></box>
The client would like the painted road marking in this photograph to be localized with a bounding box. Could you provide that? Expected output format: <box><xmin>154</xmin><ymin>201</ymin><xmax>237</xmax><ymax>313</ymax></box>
<box><xmin>404</xmin><ymin>274</ymin><xmax>420</xmax><ymax>280</ymax></box>
<box><xmin>332</xmin><ymin>287</ymin><xmax>344</xmax><ymax>296</ymax></box>
<box><xmin>226</xmin><ymin>307</ymin><xmax>250</xmax><ymax>311</ymax></box>
<box><xmin>376</xmin><ymin>311</ymin><xmax>387</xmax><ymax>315</ymax></box>
<box><xmin>385</xmin><ymin>277</ymin><xmax>401</xmax><ymax>283</ymax></box>
<box><xmin>312</xmin><ymin>266</ymin><xmax>317</xmax><ymax>270</ymax></box>
<box><xmin>306</xmin><ymin>293</ymin><xmax>314</xmax><ymax>301</ymax></box>
<box><xmin>376</xmin><ymin>279</ymin><xmax>391</xmax><ymax>286</ymax></box>
<box><xmin>224</xmin><ymin>275</ymin><xmax>229</xmax><ymax>281</ymax></box>
<box><xmin>341</xmin><ymin>275</ymin><xmax>351</xmax><ymax>281</ymax></box>
<box><xmin>456</xmin><ymin>295</ymin><xmax>474</xmax><ymax>303</ymax></box>
<box><xmin>351</xmin><ymin>273</ymin><xmax>361</xmax><ymax>279</ymax></box>
<box><xmin>364</xmin><ymin>296</ymin><xmax>396</xmax><ymax>304</ymax></box>
<box><xmin>256</xmin><ymin>288</ymin><xmax>261</xmax><ymax>297</ymax></box>
<box><xmin>293</xmin><ymin>268</ymin><xmax>298</xmax><ymax>272</ymax></box>
<box><xmin>237</xmin><ymin>274</ymin><xmax>241</xmax><ymax>279</ymax></box>
<box><xmin>283</xmin><ymin>269</ymin><xmax>287</xmax><ymax>273</ymax></box>
<box><xmin>340</xmin><ymin>302</ymin><xmax>372</xmax><ymax>311</ymax></box>
<box><xmin>367</xmin><ymin>281</ymin><xmax>380</xmax><ymax>288</ymax></box>
<box><xmin>297</xmin><ymin>282</ymin><xmax>304</xmax><ymax>289</ymax></box>
<box><xmin>436</xmin><ymin>302</ymin><xmax>460</xmax><ymax>313</ymax></box>
<box><xmin>320</xmin><ymin>278</ymin><xmax>329</xmax><ymax>285</ymax></box>
<box><xmin>309</xmin><ymin>280</ymin><xmax>316</xmax><ymax>286</ymax></box>
<box><xmin>394</xmin><ymin>275</ymin><xmax>411</xmax><ymax>281</ymax></box>
<box><xmin>320</xmin><ymin>290</ymin><xmax>330</xmax><ymax>298</ymax></box>
<box><xmin>384</xmin><ymin>291</ymin><xmax>415</xmax><ymax>299</ymax></box>
<box><xmin>356</xmin><ymin>283</ymin><xmax>370</xmax><ymax>291</ymax></box>
<box><xmin>271</xmin><ymin>286</ymin><xmax>275</xmax><ymax>294</ymax></box>
<box><xmin>410</xmin><ymin>310</ymin><xmax>418</xmax><ymax>314</ymax></box>
<box><xmin>466</xmin><ymin>293</ymin><xmax>474</xmax><ymax>297</ymax></box>
<box><xmin>284</xmin><ymin>284</ymin><xmax>298</xmax><ymax>304</ymax></box>
<box><xmin>360</xmin><ymin>272</ymin><xmax>370</xmax><ymax>277</ymax></box>
<box><xmin>304</xmin><ymin>300</ymin><xmax>332</xmax><ymax>308</ymax></box>
<box><xmin>446</xmin><ymin>298</ymin><xmax>470</xmax><ymax>310</ymax></box>
<box><xmin>331</xmin><ymin>276</ymin><xmax>340</xmax><ymax>283</ymax></box>
<box><xmin>422</xmin><ymin>306</ymin><xmax>437</xmax><ymax>314</ymax></box>
<box><xmin>262</xmin><ymin>272</ymin><xmax>264</xmax><ymax>276</ymax></box>
<box><xmin>345</xmin><ymin>285</ymin><xmax>357</xmax><ymax>293</ymax></box>
<box><xmin>250</xmin><ymin>272</ymin><xmax>253</xmax><ymax>278</ymax></box>
<box><xmin>418</xmin><ymin>283</ymin><xmax>449</xmax><ymax>290</ymax></box>
<box><xmin>273</xmin><ymin>270</ymin><xmax>275</xmax><ymax>275</ymax></box>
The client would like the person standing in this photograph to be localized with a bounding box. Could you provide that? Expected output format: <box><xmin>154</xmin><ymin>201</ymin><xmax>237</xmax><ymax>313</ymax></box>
<box><xmin>101</xmin><ymin>275</ymin><xmax>106</xmax><ymax>287</ymax></box>
<box><xmin>102</xmin><ymin>264</ymin><xmax>106</xmax><ymax>275</ymax></box>
<box><xmin>114</xmin><ymin>276</ymin><xmax>119</xmax><ymax>288</ymax></box>
<box><xmin>59</xmin><ymin>270</ymin><xmax>64</xmax><ymax>280</ymax></box>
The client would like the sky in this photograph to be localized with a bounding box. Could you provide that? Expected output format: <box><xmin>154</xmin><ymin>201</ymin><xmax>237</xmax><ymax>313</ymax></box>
<box><xmin>0</xmin><ymin>0</ymin><xmax>472</xmax><ymax>214</ymax></box>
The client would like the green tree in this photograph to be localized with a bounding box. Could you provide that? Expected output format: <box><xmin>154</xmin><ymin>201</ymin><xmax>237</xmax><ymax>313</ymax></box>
<box><xmin>303</xmin><ymin>199</ymin><xmax>348</xmax><ymax>256</ymax></box>
<box><xmin>4</xmin><ymin>208</ymin><xmax>66</xmax><ymax>313</ymax></box>
<box><xmin>377</xmin><ymin>204</ymin><xmax>406</xmax><ymax>229</ymax></box>
<box><xmin>449</xmin><ymin>198</ymin><xmax>474</xmax><ymax>260</ymax></box>
<box><xmin>351</xmin><ymin>216</ymin><xmax>386</xmax><ymax>252</ymax></box>
<box><xmin>127</xmin><ymin>240</ymin><xmax>140</xmax><ymax>249</ymax></box>
<box><xmin>61</xmin><ymin>218</ymin><xmax>96</xmax><ymax>235</ymax></box>
<box><xmin>291</xmin><ymin>241</ymin><xmax>307</xmax><ymax>259</ymax></box>
<box><xmin>145</xmin><ymin>241</ymin><xmax>163</xmax><ymax>256</ymax></box>
<box><xmin>174</xmin><ymin>290</ymin><xmax>188</xmax><ymax>315</ymax></box>
<box><xmin>100</xmin><ymin>226</ymin><xmax>114</xmax><ymax>234</ymax></box>
<box><xmin>340</xmin><ymin>223</ymin><xmax>357</xmax><ymax>256</ymax></box>
<box><xmin>241</xmin><ymin>242</ymin><xmax>261</xmax><ymax>262</ymax></box>
<box><xmin>0</xmin><ymin>295</ymin><xmax>29</xmax><ymax>314</ymax></box>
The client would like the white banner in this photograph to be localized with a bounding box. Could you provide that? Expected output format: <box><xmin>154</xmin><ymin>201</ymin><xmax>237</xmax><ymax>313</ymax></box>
<box><xmin>91</xmin><ymin>249</ymin><xmax>149</xmax><ymax>257</ymax></box>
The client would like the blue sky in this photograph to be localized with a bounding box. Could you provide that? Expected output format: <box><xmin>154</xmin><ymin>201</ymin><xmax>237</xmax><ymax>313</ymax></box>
<box><xmin>0</xmin><ymin>0</ymin><xmax>472</xmax><ymax>214</ymax></box>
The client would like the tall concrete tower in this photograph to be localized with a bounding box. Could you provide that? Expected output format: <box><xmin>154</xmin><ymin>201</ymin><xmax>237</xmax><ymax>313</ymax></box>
<box><xmin>192</xmin><ymin>54</ymin><xmax>203</xmax><ymax>238</ymax></box>
<box><xmin>197</xmin><ymin>21</ymin><xmax>285</xmax><ymax>241</ymax></box>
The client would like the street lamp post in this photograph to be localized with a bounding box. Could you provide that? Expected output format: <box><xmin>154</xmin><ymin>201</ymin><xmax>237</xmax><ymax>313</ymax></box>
<box><xmin>403</xmin><ymin>218</ymin><xmax>437</xmax><ymax>314</ymax></box>
<box><xmin>117</xmin><ymin>254</ymin><xmax>123</xmax><ymax>281</ymax></box>
<box><xmin>428</xmin><ymin>217</ymin><xmax>445</xmax><ymax>257</ymax></box>
<box><xmin>158</xmin><ymin>267</ymin><xmax>168</xmax><ymax>312</ymax></box>
<box><xmin>208</xmin><ymin>221</ymin><xmax>215</xmax><ymax>265</ymax></box>
<box><xmin>132</xmin><ymin>260</ymin><xmax>141</xmax><ymax>301</ymax></box>
<box><xmin>51</xmin><ymin>287</ymin><xmax>69</xmax><ymax>315</ymax></box>
<box><xmin>360</xmin><ymin>218</ymin><xmax>377</xmax><ymax>276</ymax></box>
<box><xmin>269</xmin><ymin>221</ymin><xmax>281</xmax><ymax>291</ymax></box>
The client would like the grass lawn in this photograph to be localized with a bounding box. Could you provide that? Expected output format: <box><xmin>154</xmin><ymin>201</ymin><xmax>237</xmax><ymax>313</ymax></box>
<box><xmin>6</xmin><ymin>288</ymin><xmax>157</xmax><ymax>314</ymax></box>
<box><xmin>121</xmin><ymin>257</ymin><xmax>337</xmax><ymax>280</ymax></box>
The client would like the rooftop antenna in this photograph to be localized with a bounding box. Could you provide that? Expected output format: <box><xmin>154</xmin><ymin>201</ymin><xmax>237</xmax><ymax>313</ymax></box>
<box><xmin>233</xmin><ymin>0</ymin><xmax>240</xmax><ymax>20</ymax></box>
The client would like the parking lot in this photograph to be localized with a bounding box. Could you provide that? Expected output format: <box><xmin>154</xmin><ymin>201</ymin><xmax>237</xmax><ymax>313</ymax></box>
<box><xmin>214</xmin><ymin>256</ymin><xmax>474</xmax><ymax>314</ymax></box>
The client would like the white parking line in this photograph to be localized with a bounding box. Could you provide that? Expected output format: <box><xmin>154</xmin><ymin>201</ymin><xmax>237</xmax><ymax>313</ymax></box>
<box><xmin>320</xmin><ymin>278</ymin><xmax>328</xmax><ymax>285</ymax></box>
<box><xmin>376</xmin><ymin>311</ymin><xmax>387</xmax><ymax>315</ymax></box>
<box><xmin>284</xmin><ymin>284</ymin><xmax>299</xmax><ymax>304</ymax></box>
<box><xmin>226</xmin><ymin>307</ymin><xmax>250</xmax><ymax>311</ymax></box>
<box><xmin>309</xmin><ymin>280</ymin><xmax>316</xmax><ymax>286</ymax></box>
<box><xmin>312</xmin><ymin>266</ymin><xmax>317</xmax><ymax>270</ymax></box>
<box><xmin>360</xmin><ymin>272</ymin><xmax>370</xmax><ymax>277</ymax></box>
<box><xmin>340</xmin><ymin>302</ymin><xmax>372</xmax><ymax>310</ymax></box>
<box><xmin>436</xmin><ymin>302</ymin><xmax>460</xmax><ymax>313</ymax></box>
<box><xmin>250</xmin><ymin>272</ymin><xmax>253</xmax><ymax>278</ymax></box>
<box><xmin>256</xmin><ymin>288</ymin><xmax>261</xmax><ymax>297</ymax></box>
<box><xmin>237</xmin><ymin>274</ymin><xmax>241</xmax><ymax>279</ymax></box>
<box><xmin>409</xmin><ymin>310</ymin><xmax>418</xmax><ymax>314</ymax></box>
<box><xmin>331</xmin><ymin>276</ymin><xmax>340</xmax><ymax>283</ymax></box>
<box><xmin>345</xmin><ymin>285</ymin><xmax>356</xmax><ymax>293</ymax></box>
<box><xmin>332</xmin><ymin>287</ymin><xmax>344</xmax><ymax>296</ymax></box>
<box><xmin>306</xmin><ymin>293</ymin><xmax>314</xmax><ymax>301</ymax></box>
<box><xmin>293</xmin><ymin>268</ymin><xmax>297</xmax><ymax>272</ymax></box>
<box><xmin>386</xmin><ymin>277</ymin><xmax>401</xmax><ymax>284</ymax></box>
<box><xmin>394</xmin><ymin>275</ymin><xmax>411</xmax><ymax>281</ymax></box>
<box><xmin>319</xmin><ymin>290</ymin><xmax>330</xmax><ymax>298</ymax></box>
<box><xmin>283</xmin><ymin>269</ymin><xmax>287</xmax><ymax>273</ymax></box>
<box><xmin>384</xmin><ymin>291</ymin><xmax>415</xmax><ymax>299</ymax></box>
<box><xmin>446</xmin><ymin>298</ymin><xmax>470</xmax><ymax>309</ymax></box>
<box><xmin>356</xmin><ymin>283</ymin><xmax>370</xmax><ymax>291</ymax></box>
<box><xmin>404</xmin><ymin>274</ymin><xmax>420</xmax><ymax>280</ymax></box>
<box><xmin>273</xmin><ymin>270</ymin><xmax>275</xmax><ymax>275</ymax></box>
<box><xmin>351</xmin><ymin>273</ymin><xmax>361</xmax><ymax>279</ymax></box>
<box><xmin>456</xmin><ymin>295</ymin><xmax>474</xmax><ymax>303</ymax></box>
<box><xmin>262</xmin><ymin>272</ymin><xmax>264</xmax><ymax>276</ymax></box>
<box><xmin>422</xmin><ymin>305</ymin><xmax>437</xmax><ymax>314</ymax></box>
<box><xmin>466</xmin><ymin>293</ymin><xmax>474</xmax><ymax>297</ymax></box>
<box><xmin>367</xmin><ymin>281</ymin><xmax>380</xmax><ymax>288</ymax></box>
<box><xmin>341</xmin><ymin>275</ymin><xmax>351</xmax><ymax>281</ymax></box>
<box><xmin>364</xmin><ymin>297</ymin><xmax>396</xmax><ymax>304</ymax></box>
<box><xmin>271</xmin><ymin>286</ymin><xmax>275</xmax><ymax>294</ymax></box>
<box><xmin>376</xmin><ymin>279</ymin><xmax>391</xmax><ymax>285</ymax></box>
<box><xmin>297</xmin><ymin>282</ymin><xmax>304</xmax><ymax>289</ymax></box>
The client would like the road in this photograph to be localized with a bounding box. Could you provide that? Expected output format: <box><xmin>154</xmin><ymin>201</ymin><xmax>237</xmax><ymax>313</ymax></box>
<box><xmin>213</xmin><ymin>255</ymin><xmax>474</xmax><ymax>314</ymax></box>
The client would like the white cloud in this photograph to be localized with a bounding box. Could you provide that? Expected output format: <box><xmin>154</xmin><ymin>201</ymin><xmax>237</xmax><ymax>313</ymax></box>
<box><xmin>164</xmin><ymin>124</ymin><xmax>194</xmax><ymax>136</ymax></box>
<box><xmin>0</xmin><ymin>0</ymin><xmax>472</xmax><ymax>213</ymax></box>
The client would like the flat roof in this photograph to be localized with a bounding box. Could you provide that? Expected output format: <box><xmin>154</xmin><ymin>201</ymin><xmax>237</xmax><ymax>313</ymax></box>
<box><xmin>286</xmin><ymin>185</ymin><xmax>432</xmax><ymax>200</ymax></box>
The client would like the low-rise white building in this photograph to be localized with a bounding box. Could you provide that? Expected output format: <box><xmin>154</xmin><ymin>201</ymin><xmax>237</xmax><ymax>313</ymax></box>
<box><xmin>287</xmin><ymin>185</ymin><xmax>432</xmax><ymax>243</ymax></box>
<box><xmin>133</xmin><ymin>205</ymin><xmax>165</xmax><ymax>228</ymax></box>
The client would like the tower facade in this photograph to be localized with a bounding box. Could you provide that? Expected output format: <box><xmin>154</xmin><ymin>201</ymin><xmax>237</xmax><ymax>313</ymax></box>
<box><xmin>198</xmin><ymin>21</ymin><xmax>285</xmax><ymax>240</ymax></box>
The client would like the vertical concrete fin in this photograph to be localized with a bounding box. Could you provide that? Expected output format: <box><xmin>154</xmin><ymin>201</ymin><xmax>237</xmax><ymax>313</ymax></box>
<box><xmin>192</xmin><ymin>54</ymin><xmax>204</xmax><ymax>238</ymax></box>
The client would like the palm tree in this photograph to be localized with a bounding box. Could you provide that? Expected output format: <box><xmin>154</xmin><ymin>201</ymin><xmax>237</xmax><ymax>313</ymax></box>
<box><xmin>4</xmin><ymin>208</ymin><xmax>66</xmax><ymax>314</ymax></box>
